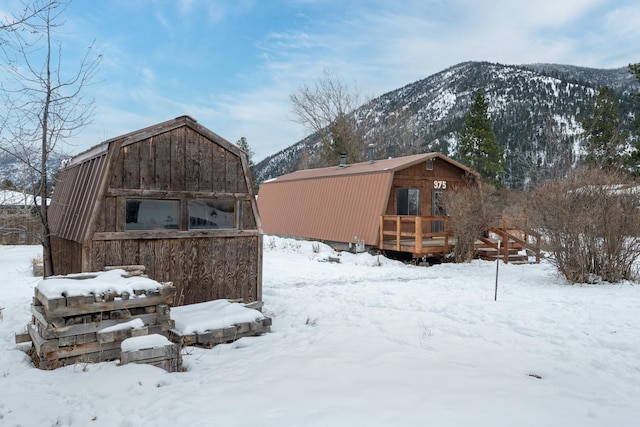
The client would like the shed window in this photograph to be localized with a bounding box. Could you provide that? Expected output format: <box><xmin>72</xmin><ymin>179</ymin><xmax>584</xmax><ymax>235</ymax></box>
<box><xmin>126</xmin><ymin>199</ymin><xmax>179</xmax><ymax>230</ymax></box>
<box><xmin>189</xmin><ymin>200</ymin><xmax>235</xmax><ymax>229</ymax></box>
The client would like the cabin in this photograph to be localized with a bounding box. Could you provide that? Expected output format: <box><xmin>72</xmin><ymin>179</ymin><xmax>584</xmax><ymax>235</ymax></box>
<box><xmin>48</xmin><ymin>116</ymin><xmax>262</xmax><ymax>306</ymax></box>
<box><xmin>257</xmin><ymin>152</ymin><xmax>480</xmax><ymax>258</ymax></box>
<box><xmin>0</xmin><ymin>190</ymin><xmax>46</xmax><ymax>245</ymax></box>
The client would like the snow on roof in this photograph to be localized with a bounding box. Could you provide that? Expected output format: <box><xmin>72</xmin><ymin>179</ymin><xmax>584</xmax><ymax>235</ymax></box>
<box><xmin>36</xmin><ymin>269</ymin><xmax>163</xmax><ymax>298</ymax></box>
<box><xmin>170</xmin><ymin>299</ymin><xmax>265</xmax><ymax>335</ymax></box>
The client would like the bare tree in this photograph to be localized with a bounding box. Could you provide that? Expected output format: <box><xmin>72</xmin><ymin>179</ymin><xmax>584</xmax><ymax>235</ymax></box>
<box><xmin>528</xmin><ymin>167</ymin><xmax>640</xmax><ymax>283</ymax></box>
<box><xmin>442</xmin><ymin>177</ymin><xmax>499</xmax><ymax>262</ymax></box>
<box><xmin>289</xmin><ymin>69</ymin><xmax>365</xmax><ymax>167</ymax></box>
<box><xmin>0</xmin><ymin>0</ymin><xmax>101</xmax><ymax>276</ymax></box>
<box><xmin>0</xmin><ymin>1</ymin><xmax>55</xmax><ymax>34</ymax></box>
<box><xmin>361</xmin><ymin>106</ymin><xmax>422</xmax><ymax>159</ymax></box>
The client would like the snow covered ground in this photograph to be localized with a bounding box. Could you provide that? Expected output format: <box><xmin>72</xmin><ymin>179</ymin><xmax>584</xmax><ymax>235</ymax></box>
<box><xmin>0</xmin><ymin>237</ymin><xmax>639</xmax><ymax>426</ymax></box>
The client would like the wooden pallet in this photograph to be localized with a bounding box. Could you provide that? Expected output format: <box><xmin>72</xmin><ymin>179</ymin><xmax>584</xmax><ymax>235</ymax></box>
<box><xmin>120</xmin><ymin>336</ymin><xmax>182</xmax><ymax>372</ymax></box>
<box><xmin>18</xmin><ymin>272</ymin><xmax>177</xmax><ymax>370</ymax></box>
<box><xmin>170</xmin><ymin>317</ymin><xmax>272</xmax><ymax>349</ymax></box>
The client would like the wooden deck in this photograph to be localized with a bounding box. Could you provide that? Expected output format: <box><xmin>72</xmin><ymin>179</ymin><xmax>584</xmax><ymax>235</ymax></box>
<box><xmin>378</xmin><ymin>215</ymin><xmax>541</xmax><ymax>263</ymax></box>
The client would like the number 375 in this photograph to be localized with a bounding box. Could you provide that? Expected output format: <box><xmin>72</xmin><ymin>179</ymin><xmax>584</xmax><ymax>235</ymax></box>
<box><xmin>434</xmin><ymin>180</ymin><xmax>447</xmax><ymax>189</ymax></box>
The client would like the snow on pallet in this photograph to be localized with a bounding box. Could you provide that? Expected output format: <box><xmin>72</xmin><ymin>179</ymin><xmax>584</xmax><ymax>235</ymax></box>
<box><xmin>120</xmin><ymin>334</ymin><xmax>182</xmax><ymax>373</ymax></box>
<box><xmin>16</xmin><ymin>268</ymin><xmax>177</xmax><ymax>370</ymax></box>
<box><xmin>169</xmin><ymin>299</ymin><xmax>271</xmax><ymax>349</ymax></box>
<box><xmin>16</xmin><ymin>267</ymin><xmax>271</xmax><ymax>371</ymax></box>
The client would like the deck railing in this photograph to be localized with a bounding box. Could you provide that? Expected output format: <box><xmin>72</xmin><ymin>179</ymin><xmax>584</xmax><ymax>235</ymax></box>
<box><xmin>379</xmin><ymin>215</ymin><xmax>451</xmax><ymax>255</ymax></box>
<box><xmin>379</xmin><ymin>215</ymin><xmax>541</xmax><ymax>262</ymax></box>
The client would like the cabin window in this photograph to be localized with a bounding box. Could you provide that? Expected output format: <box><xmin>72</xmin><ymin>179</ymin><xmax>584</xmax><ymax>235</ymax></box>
<box><xmin>189</xmin><ymin>200</ymin><xmax>235</xmax><ymax>229</ymax></box>
<box><xmin>125</xmin><ymin>199</ymin><xmax>180</xmax><ymax>230</ymax></box>
<box><xmin>397</xmin><ymin>188</ymin><xmax>420</xmax><ymax>216</ymax></box>
<box><xmin>425</xmin><ymin>159</ymin><xmax>433</xmax><ymax>170</ymax></box>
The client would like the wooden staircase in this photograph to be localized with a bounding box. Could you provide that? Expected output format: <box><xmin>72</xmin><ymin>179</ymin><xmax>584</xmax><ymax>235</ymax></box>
<box><xmin>476</xmin><ymin>246</ymin><xmax>529</xmax><ymax>263</ymax></box>
<box><xmin>475</xmin><ymin>224</ymin><xmax>542</xmax><ymax>264</ymax></box>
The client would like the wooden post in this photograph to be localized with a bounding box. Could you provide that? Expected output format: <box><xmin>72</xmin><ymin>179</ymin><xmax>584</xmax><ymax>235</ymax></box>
<box><xmin>395</xmin><ymin>216</ymin><xmax>401</xmax><ymax>251</ymax></box>
<box><xmin>415</xmin><ymin>216</ymin><xmax>422</xmax><ymax>252</ymax></box>
<box><xmin>502</xmin><ymin>230</ymin><xmax>509</xmax><ymax>264</ymax></box>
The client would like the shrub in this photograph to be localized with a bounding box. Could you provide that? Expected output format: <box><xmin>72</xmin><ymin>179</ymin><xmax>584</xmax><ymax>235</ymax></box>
<box><xmin>443</xmin><ymin>178</ymin><xmax>499</xmax><ymax>262</ymax></box>
<box><xmin>528</xmin><ymin>167</ymin><xmax>640</xmax><ymax>283</ymax></box>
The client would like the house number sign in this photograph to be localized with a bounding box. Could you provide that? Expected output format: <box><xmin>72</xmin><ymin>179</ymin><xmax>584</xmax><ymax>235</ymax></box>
<box><xmin>434</xmin><ymin>180</ymin><xmax>447</xmax><ymax>189</ymax></box>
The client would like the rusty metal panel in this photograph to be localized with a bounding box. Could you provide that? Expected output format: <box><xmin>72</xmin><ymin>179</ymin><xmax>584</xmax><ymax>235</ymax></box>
<box><xmin>49</xmin><ymin>152</ymin><xmax>108</xmax><ymax>243</ymax></box>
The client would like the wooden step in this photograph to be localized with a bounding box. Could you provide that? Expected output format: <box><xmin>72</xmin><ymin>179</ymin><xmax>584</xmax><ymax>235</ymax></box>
<box><xmin>476</xmin><ymin>247</ymin><xmax>529</xmax><ymax>262</ymax></box>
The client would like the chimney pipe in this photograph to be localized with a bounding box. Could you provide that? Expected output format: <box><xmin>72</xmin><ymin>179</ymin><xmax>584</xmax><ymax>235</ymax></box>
<box><xmin>339</xmin><ymin>154</ymin><xmax>347</xmax><ymax>168</ymax></box>
<box><xmin>368</xmin><ymin>144</ymin><xmax>375</xmax><ymax>164</ymax></box>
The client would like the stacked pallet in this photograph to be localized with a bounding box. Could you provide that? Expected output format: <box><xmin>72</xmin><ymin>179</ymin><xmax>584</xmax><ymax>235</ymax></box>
<box><xmin>169</xmin><ymin>299</ymin><xmax>271</xmax><ymax>349</ymax></box>
<box><xmin>17</xmin><ymin>268</ymin><xmax>177</xmax><ymax>370</ymax></box>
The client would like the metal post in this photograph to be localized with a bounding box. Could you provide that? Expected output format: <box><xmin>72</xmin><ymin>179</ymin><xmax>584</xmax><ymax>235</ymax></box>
<box><xmin>494</xmin><ymin>240</ymin><xmax>500</xmax><ymax>301</ymax></box>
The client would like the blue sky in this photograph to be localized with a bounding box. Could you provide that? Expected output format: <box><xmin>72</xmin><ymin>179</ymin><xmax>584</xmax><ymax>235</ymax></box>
<box><xmin>3</xmin><ymin>0</ymin><xmax>640</xmax><ymax>161</ymax></box>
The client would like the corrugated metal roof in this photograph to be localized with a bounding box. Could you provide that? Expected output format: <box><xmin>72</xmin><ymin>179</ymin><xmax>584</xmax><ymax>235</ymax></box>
<box><xmin>258</xmin><ymin>172</ymin><xmax>393</xmax><ymax>245</ymax></box>
<box><xmin>257</xmin><ymin>152</ymin><xmax>478</xmax><ymax>247</ymax></box>
<box><xmin>49</xmin><ymin>151</ymin><xmax>109</xmax><ymax>242</ymax></box>
<box><xmin>266</xmin><ymin>152</ymin><xmax>476</xmax><ymax>183</ymax></box>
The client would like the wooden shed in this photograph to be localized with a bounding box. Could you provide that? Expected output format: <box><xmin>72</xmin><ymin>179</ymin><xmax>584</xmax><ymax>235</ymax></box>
<box><xmin>257</xmin><ymin>152</ymin><xmax>479</xmax><ymax>258</ymax></box>
<box><xmin>48</xmin><ymin>116</ymin><xmax>262</xmax><ymax>306</ymax></box>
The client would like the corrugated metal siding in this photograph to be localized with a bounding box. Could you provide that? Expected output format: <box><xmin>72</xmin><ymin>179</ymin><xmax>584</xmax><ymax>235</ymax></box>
<box><xmin>258</xmin><ymin>172</ymin><xmax>393</xmax><ymax>245</ymax></box>
<box><xmin>49</xmin><ymin>152</ymin><xmax>108</xmax><ymax>243</ymax></box>
<box><xmin>268</xmin><ymin>152</ymin><xmax>477</xmax><ymax>183</ymax></box>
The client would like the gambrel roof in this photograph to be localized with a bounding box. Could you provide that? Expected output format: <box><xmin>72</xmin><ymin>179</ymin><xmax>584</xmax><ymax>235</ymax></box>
<box><xmin>257</xmin><ymin>152</ymin><xmax>477</xmax><ymax>245</ymax></box>
<box><xmin>49</xmin><ymin>116</ymin><xmax>250</xmax><ymax>243</ymax></box>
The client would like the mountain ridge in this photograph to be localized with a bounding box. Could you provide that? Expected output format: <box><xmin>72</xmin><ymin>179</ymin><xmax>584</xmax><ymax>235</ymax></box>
<box><xmin>255</xmin><ymin>61</ymin><xmax>639</xmax><ymax>189</ymax></box>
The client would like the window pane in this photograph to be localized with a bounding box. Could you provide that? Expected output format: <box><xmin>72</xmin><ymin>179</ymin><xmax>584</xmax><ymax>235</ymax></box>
<box><xmin>126</xmin><ymin>199</ymin><xmax>179</xmax><ymax>230</ymax></box>
<box><xmin>189</xmin><ymin>200</ymin><xmax>235</xmax><ymax>229</ymax></box>
<box><xmin>397</xmin><ymin>189</ymin><xmax>408</xmax><ymax>215</ymax></box>
<box><xmin>408</xmin><ymin>189</ymin><xmax>420</xmax><ymax>216</ymax></box>
<box><xmin>397</xmin><ymin>188</ymin><xmax>420</xmax><ymax>215</ymax></box>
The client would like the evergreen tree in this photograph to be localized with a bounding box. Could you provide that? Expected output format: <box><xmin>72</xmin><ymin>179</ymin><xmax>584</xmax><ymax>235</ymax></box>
<box><xmin>458</xmin><ymin>93</ymin><xmax>505</xmax><ymax>187</ymax></box>
<box><xmin>237</xmin><ymin>137</ymin><xmax>258</xmax><ymax>193</ymax></box>
<box><xmin>581</xmin><ymin>86</ymin><xmax>627</xmax><ymax>170</ymax></box>
<box><xmin>626</xmin><ymin>64</ymin><xmax>640</xmax><ymax>174</ymax></box>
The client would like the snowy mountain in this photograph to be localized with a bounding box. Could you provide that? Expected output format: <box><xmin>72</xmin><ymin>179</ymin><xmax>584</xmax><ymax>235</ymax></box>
<box><xmin>0</xmin><ymin>151</ymin><xmax>64</xmax><ymax>194</ymax></box>
<box><xmin>255</xmin><ymin>61</ymin><xmax>639</xmax><ymax>189</ymax></box>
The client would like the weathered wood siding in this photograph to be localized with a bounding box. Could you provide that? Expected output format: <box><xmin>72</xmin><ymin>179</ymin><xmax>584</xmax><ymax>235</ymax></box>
<box><xmin>87</xmin><ymin>235</ymin><xmax>260</xmax><ymax>306</ymax></box>
<box><xmin>50</xmin><ymin>117</ymin><xmax>262</xmax><ymax>306</ymax></box>
<box><xmin>386</xmin><ymin>158</ymin><xmax>472</xmax><ymax>216</ymax></box>
<box><xmin>50</xmin><ymin>236</ymin><xmax>83</xmax><ymax>274</ymax></box>
<box><xmin>110</xmin><ymin>128</ymin><xmax>247</xmax><ymax>194</ymax></box>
